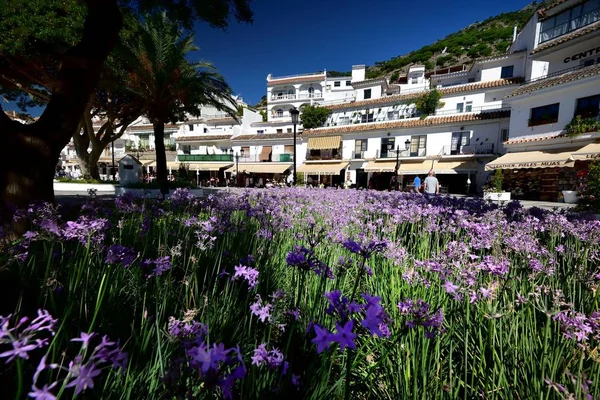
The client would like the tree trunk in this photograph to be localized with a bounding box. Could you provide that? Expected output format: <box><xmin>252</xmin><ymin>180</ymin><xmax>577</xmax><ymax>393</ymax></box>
<box><xmin>76</xmin><ymin>151</ymin><xmax>102</xmax><ymax>180</ymax></box>
<box><xmin>0</xmin><ymin>0</ymin><xmax>122</xmax><ymax>229</ymax></box>
<box><xmin>153</xmin><ymin>122</ymin><xmax>169</xmax><ymax>195</ymax></box>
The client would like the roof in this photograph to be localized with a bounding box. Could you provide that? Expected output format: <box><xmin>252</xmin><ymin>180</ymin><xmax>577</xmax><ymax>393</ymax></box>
<box><xmin>538</xmin><ymin>0</ymin><xmax>573</xmax><ymax>16</ymax></box>
<box><xmin>532</xmin><ymin>20</ymin><xmax>600</xmax><ymax>54</ymax></box>
<box><xmin>473</xmin><ymin>50</ymin><xmax>527</xmax><ymax>64</ymax></box>
<box><xmin>233</xmin><ymin>133</ymin><xmax>299</xmax><ymax>141</ymax></box>
<box><xmin>267</xmin><ymin>74</ymin><xmax>325</xmax><ymax>86</ymax></box>
<box><xmin>127</xmin><ymin>124</ymin><xmax>179</xmax><ymax>131</ymax></box>
<box><xmin>504</xmin><ymin>133</ymin><xmax>566</xmax><ymax>145</ymax></box>
<box><xmin>506</xmin><ymin>64</ymin><xmax>600</xmax><ymax>98</ymax></box>
<box><xmin>351</xmin><ymin>78</ymin><xmax>388</xmax><ymax>88</ymax></box>
<box><xmin>326</xmin><ymin>78</ymin><xmax>523</xmax><ymax>111</ymax></box>
<box><xmin>175</xmin><ymin>135</ymin><xmax>232</xmax><ymax>142</ymax></box>
<box><xmin>205</xmin><ymin>117</ymin><xmax>238</xmax><ymax>124</ymax></box>
<box><xmin>303</xmin><ymin>110</ymin><xmax>511</xmax><ymax>136</ymax></box>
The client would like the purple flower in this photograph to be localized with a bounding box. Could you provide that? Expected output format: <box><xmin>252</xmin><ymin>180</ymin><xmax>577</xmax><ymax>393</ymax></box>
<box><xmin>397</xmin><ymin>299</ymin><xmax>445</xmax><ymax>338</ymax></box>
<box><xmin>231</xmin><ymin>265</ymin><xmax>259</xmax><ymax>289</ymax></box>
<box><xmin>250</xmin><ymin>296</ymin><xmax>272</xmax><ymax>323</ymax></box>
<box><xmin>342</xmin><ymin>238</ymin><xmax>387</xmax><ymax>259</ymax></box>
<box><xmin>105</xmin><ymin>245</ymin><xmax>137</xmax><ymax>268</ymax></box>
<box><xmin>251</xmin><ymin>343</ymin><xmax>285</xmax><ymax>370</ymax></box>
<box><xmin>28</xmin><ymin>383</ymin><xmax>57</xmax><ymax>400</ymax></box>
<box><xmin>286</xmin><ymin>246</ymin><xmax>333</xmax><ymax>278</ymax></box>
<box><xmin>71</xmin><ymin>332</ymin><xmax>95</xmax><ymax>350</ymax></box>
<box><xmin>65</xmin><ymin>363</ymin><xmax>101</xmax><ymax>395</ymax></box>
<box><xmin>312</xmin><ymin>324</ymin><xmax>333</xmax><ymax>354</ymax></box>
<box><xmin>142</xmin><ymin>256</ymin><xmax>172</xmax><ymax>277</ymax></box>
<box><xmin>331</xmin><ymin>320</ymin><xmax>357</xmax><ymax>350</ymax></box>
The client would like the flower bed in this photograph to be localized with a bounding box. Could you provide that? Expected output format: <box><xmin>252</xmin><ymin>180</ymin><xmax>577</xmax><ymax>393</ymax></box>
<box><xmin>1</xmin><ymin>189</ymin><xmax>599</xmax><ymax>399</ymax></box>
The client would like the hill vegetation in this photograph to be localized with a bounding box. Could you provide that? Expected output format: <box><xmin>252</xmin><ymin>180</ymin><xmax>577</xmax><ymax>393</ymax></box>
<box><xmin>330</xmin><ymin>1</ymin><xmax>550</xmax><ymax>81</ymax></box>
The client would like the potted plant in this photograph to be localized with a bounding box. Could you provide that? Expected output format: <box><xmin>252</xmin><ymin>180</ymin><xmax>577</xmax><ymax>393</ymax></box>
<box><xmin>483</xmin><ymin>169</ymin><xmax>511</xmax><ymax>202</ymax></box>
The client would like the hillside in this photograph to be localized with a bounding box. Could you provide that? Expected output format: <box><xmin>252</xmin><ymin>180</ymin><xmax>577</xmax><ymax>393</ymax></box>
<box><xmin>329</xmin><ymin>1</ymin><xmax>550</xmax><ymax>82</ymax></box>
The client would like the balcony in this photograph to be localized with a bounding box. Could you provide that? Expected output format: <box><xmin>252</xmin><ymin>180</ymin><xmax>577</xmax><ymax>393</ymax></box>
<box><xmin>526</xmin><ymin>63</ymin><xmax>598</xmax><ymax>84</ymax></box>
<box><xmin>178</xmin><ymin>154</ymin><xmax>234</xmax><ymax>162</ymax></box>
<box><xmin>306</xmin><ymin>153</ymin><xmax>342</xmax><ymax>161</ymax></box>
<box><xmin>439</xmin><ymin>143</ymin><xmax>495</xmax><ymax>155</ymax></box>
<box><xmin>375</xmin><ymin>149</ymin><xmax>415</xmax><ymax>158</ymax></box>
<box><xmin>270</xmin><ymin>94</ymin><xmax>297</xmax><ymax>101</ymax></box>
<box><xmin>297</xmin><ymin>92</ymin><xmax>323</xmax><ymax>100</ymax></box>
<box><xmin>238</xmin><ymin>153</ymin><xmax>294</xmax><ymax>162</ymax></box>
<box><xmin>434</xmin><ymin>104</ymin><xmax>510</xmax><ymax>116</ymax></box>
<box><xmin>271</xmin><ymin>112</ymin><xmax>290</xmax><ymax>119</ymax></box>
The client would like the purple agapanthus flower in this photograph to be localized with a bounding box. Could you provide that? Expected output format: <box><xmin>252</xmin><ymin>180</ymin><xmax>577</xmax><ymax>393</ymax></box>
<box><xmin>312</xmin><ymin>324</ymin><xmax>333</xmax><ymax>354</ymax></box>
<box><xmin>105</xmin><ymin>245</ymin><xmax>137</xmax><ymax>268</ymax></box>
<box><xmin>331</xmin><ymin>320</ymin><xmax>357</xmax><ymax>350</ymax></box>
<box><xmin>250</xmin><ymin>296</ymin><xmax>272</xmax><ymax>323</ymax></box>
<box><xmin>231</xmin><ymin>265</ymin><xmax>259</xmax><ymax>289</ymax></box>
<box><xmin>251</xmin><ymin>343</ymin><xmax>285</xmax><ymax>370</ymax></box>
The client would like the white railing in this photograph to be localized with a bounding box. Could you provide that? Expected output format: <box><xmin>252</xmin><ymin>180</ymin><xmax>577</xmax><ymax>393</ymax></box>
<box><xmin>269</xmin><ymin>72</ymin><xmax>324</xmax><ymax>80</ymax></box>
<box><xmin>271</xmin><ymin>112</ymin><xmax>290</xmax><ymax>119</ymax></box>
<box><xmin>270</xmin><ymin>94</ymin><xmax>297</xmax><ymax>101</ymax></box>
<box><xmin>297</xmin><ymin>92</ymin><xmax>323</xmax><ymax>99</ymax></box>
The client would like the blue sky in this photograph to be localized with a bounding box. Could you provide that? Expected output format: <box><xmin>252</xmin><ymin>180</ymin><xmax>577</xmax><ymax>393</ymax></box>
<box><xmin>193</xmin><ymin>0</ymin><xmax>534</xmax><ymax>106</ymax></box>
<box><xmin>4</xmin><ymin>0</ymin><xmax>533</xmax><ymax>115</ymax></box>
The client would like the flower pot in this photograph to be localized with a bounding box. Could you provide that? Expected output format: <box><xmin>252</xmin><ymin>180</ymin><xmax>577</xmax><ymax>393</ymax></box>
<box><xmin>562</xmin><ymin>190</ymin><xmax>579</xmax><ymax>204</ymax></box>
<box><xmin>483</xmin><ymin>191</ymin><xmax>511</xmax><ymax>202</ymax></box>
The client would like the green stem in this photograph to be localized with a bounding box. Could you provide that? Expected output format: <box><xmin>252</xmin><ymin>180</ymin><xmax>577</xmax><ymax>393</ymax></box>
<box><xmin>15</xmin><ymin>358</ymin><xmax>23</xmax><ymax>400</ymax></box>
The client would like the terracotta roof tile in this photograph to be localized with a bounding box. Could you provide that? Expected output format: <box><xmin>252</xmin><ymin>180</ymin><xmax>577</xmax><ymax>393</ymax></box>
<box><xmin>326</xmin><ymin>78</ymin><xmax>523</xmax><ymax>111</ymax></box>
<box><xmin>506</xmin><ymin>64</ymin><xmax>600</xmax><ymax>98</ymax></box>
<box><xmin>267</xmin><ymin>74</ymin><xmax>325</xmax><ymax>86</ymax></box>
<box><xmin>504</xmin><ymin>133</ymin><xmax>566</xmax><ymax>145</ymax></box>
<box><xmin>128</xmin><ymin>124</ymin><xmax>179</xmax><ymax>131</ymax></box>
<box><xmin>206</xmin><ymin>117</ymin><xmax>238</xmax><ymax>124</ymax></box>
<box><xmin>538</xmin><ymin>0</ymin><xmax>573</xmax><ymax>16</ymax></box>
<box><xmin>233</xmin><ymin>133</ymin><xmax>300</xmax><ymax>141</ymax></box>
<box><xmin>303</xmin><ymin>110</ymin><xmax>511</xmax><ymax>136</ymax></box>
<box><xmin>175</xmin><ymin>135</ymin><xmax>232</xmax><ymax>142</ymax></box>
<box><xmin>351</xmin><ymin>78</ymin><xmax>387</xmax><ymax>87</ymax></box>
<box><xmin>532</xmin><ymin>20</ymin><xmax>600</xmax><ymax>54</ymax></box>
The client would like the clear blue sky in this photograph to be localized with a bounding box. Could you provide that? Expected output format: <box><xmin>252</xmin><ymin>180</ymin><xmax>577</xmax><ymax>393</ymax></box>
<box><xmin>4</xmin><ymin>0</ymin><xmax>533</xmax><ymax>115</ymax></box>
<box><xmin>192</xmin><ymin>0</ymin><xmax>534</xmax><ymax>106</ymax></box>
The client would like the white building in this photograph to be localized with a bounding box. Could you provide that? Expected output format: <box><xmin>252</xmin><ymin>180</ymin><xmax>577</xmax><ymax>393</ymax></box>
<box><xmin>486</xmin><ymin>0</ymin><xmax>600</xmax><ymax>201</ymax></box>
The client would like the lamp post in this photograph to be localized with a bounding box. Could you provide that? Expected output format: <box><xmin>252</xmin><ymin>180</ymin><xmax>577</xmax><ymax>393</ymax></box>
<box><xmin>290</xmin><ymin>107</ymin><xmax>300</xmax><ymax>186</ymax></box>
<box><xmin>111</xmin><ymin>140</ymin><xmax>116</xmax><ymax>181</ymax></box>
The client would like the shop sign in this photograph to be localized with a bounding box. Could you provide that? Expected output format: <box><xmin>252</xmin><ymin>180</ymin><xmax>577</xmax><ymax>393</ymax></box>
<box><xmin>489</xmin><ymin>160</ymin><xmax>563</xmax><ymax>169</ymax></box>
<box><xmin>563</xmin><ymin>46</ymin><xmax>600</xmax><ymax>63</ymax></box>
<box><xmin>585</xmin><ymin>153</ymin><xmax>600</xmax><ymax>159</ymax></box>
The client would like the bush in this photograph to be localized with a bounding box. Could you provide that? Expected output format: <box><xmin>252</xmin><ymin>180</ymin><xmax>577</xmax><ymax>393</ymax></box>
<box><xmin>415</xmin><ymin>89</ymin><xmax>445</xmax><ymax>118</ymax></box>
<box><xmin>299</xmin><ymin>105</ymin><xmax>332</xmax><ymax>129</ymax></box>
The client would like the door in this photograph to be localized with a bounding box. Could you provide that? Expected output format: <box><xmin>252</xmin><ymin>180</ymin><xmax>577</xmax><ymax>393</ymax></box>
<box><xmin>356</xmin><ymin>169</ymin><xmax>368</xmax><ymax>189</ymax></box>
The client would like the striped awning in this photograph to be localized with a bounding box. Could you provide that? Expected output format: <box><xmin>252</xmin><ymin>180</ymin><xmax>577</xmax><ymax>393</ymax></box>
<box><xmin>400</xmin><ymin>160</ymin><xmax>478</xmax><ymax>174</ymax></box>
<box><xmin>186</xmin><ymin>163</ymin><xmax>233</xmax><ymax>171</ymax></box>
<box><xmin>307</xmin><ymin>136</ymin><xmax>341</xmax><ymax>150</ymax></box>
<box><xmin>485</xmin><ymin>151</ymin><xmax>574</xmax><ymax>170</ymax></box>
<box><xmin>225</xmin><ymin>163</ymin><xmax>291</xmax><ymax>174</ymax></box>
<box><xmin>298</xmin><ymin>162</ymin><xmax>349</xmax><ymax>175</ymax></box>
<box><xmin>572</xmin><ymin>142</ymin><xmax>600</xmax><ymax>160</ymax></box>
<box><xmin>144</xmin><ymin>161</ymin><xmax>181</xmax><ymax>169</ymax></box>
<box><xmin>364</xmin><ymin>161</ymin><xmax>397</xmax><ymax>172</ymax></box>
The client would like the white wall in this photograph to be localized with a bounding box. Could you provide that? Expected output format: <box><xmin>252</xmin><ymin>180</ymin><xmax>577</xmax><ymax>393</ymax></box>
<box><xmin>479</xmin><ymin>56</ymin><xmax>525</xmax><ymax>81</ymax></box>
<box><xmin>507</xmin><ymin>79</ymin><xmax>600</xmax><ymax>141</ymax></box>
<box><xmin>356</xmin><ymin>84</ymin><xmax>383</xmax><ymax>101</ymax></box>
<box><xmin>352</xmin><ymin>65</ymin><xmax>366</xmax><ymax>82</ymax></box>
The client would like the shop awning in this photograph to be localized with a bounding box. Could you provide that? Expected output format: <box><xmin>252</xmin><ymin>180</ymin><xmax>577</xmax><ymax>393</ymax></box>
<box><xmin>572</xmin><ymin>142</ymin><xmax>600</xmax><ymax>160</ymax></box>
<box><xmin>307</xmin><ymin>136</ymin><xmax>341</xmax><ymax>150</ymax></box>
<box><xmin>225</xmin><ymin>163</ymin><xmax>291</xmax><ymax>174</ymax></box>
<box><xmin>187</xmin><ymin>163</ymin><xmax>233</xmax><ymax>171</ymax></box>
<box><xmin>364</xmin><ymin>161</ymin><xmax>397</xmax><ymax>172</ymax></box>
<box><xmin>400</xmin><ymin>160</ymin><xmax>478</xmax><ymax>174</ymax></box>
<box><xmin>485</xmin><ymin>151</ymin><xmax>574</xmax><ymax>171</ymax></box>
<box><xmin>144</xmin><ymin>161</ymin><xmax>181</xmax><ymax>169</ymax></box>
<box><xmin>298</xmin><ymin>162</ymin><xmax>349</xmax><ymax>175</ymax></box>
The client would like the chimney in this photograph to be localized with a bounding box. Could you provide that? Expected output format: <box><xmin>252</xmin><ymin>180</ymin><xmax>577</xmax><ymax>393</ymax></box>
<box><xmin>351</xmin><ymin>65</ymin><xmax>366</xmax><ymax>82</ymax></box>
<box><xmin>513</xmin><ymin>25</ymin><xmax>518</xmax><ymax>42</ymax></box>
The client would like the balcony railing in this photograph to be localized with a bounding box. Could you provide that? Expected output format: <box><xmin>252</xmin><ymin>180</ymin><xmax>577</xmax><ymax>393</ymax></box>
<box><xmin>297</xmin><ymin>93</ymin><xmax>323</xmax><ymax>99</ymax></box>
<box><xmin>237</xmin><ymin>153</ymin><xmax>294</xmax><ymax>163</ymax></box>
<box><xmin>526</xmin><ymin>63</ymin><xmax>595</xmax><ymax>84</ymax></box>
<box><xmin>306</xmin><ymin>153</ymin><xmax>343</xmax><ymax>161</ymax></box>
<box><xmin>434</xmin><ymin>104</ymin><xmax>510</xmax><ymax>116</ymax></box>
<box><xmin>439</xmin><ymin>143</ymin><xmax>495</xmax><ymax>155</ymax></box>
<box><xmin>178</xmin><ymin>154</ymin><xmax>233</xmax><ymax>162</ymax></box>
<box><xmin>330</xmin><ymin>111</ymin><xmax>418</xmax><ymax>127</ymax></box>
<box><xmin>271</xmin><ymin>112</ymin><xmax>290</xmax><ymax>119</ymax></box>
<box><xmin>376</xmin><ymin>149</ymin><xmax>414</xmax><ymax>158</ymax></box>
<box><xmin>270</xmin><ymin>94</ymin><xmax>296</xmax><ymax>101</ymax></box>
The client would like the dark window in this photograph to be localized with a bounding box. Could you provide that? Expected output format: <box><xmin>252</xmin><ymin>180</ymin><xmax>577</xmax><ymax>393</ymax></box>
<box><xmin>346</xmin><ymin>80</ymin><xmax>351</xmax><ymax>86</ymax></box>
<box><xmin>287</xmin><ymin>128</ymin><xmax>292</xmax><ymax>133</ymax></box>
<box><xmin>410</xmin><ymin>135</ymin><xmax>427</xmax><ymax>156</ymax></box>
<box><xmin>539</xmin><ymin>0</ymin><xmax>600</xmax><ymax>43</ymax></box>
<box><xmin>124</xmin><ymin>165</ymin><xmax>134</xmax><ymax>170</ymax></box>
<box><xmin>188</xmin><ymin>124</ymin><xmax>194</xmax><ymax>131</ymax></box>
<box><xmin>276</xmin><ymin>129</ymin><xmax>283</xmax><ymax>133</ymax></box>
<box><xmin>575</xmin><ymin>94</ymin><xmax>600</xmax><ymax>118</ymax></box>
<box><xmin>354</xmin><ymin>139</ymin><xmax>368</xmax><ymax>158</ymax></box>
<box><xmin>380</xmin><ymin>137</ymin><xmax>395</xmax><ymax>158</ymax></box>
<box><xmin>500</xmin><ymin>65</ymin><xmax>514</xmax><ymax>79</ymax></box>
<box><xmin>468</xmin><ymin>78</ymin><xmax>476</xmax><ymax>83</ymax></box>
<box><xmin>501</xmin><ymin>129</ymin><xmax>509</xmax><ymax>142</ymax></box>
<box><xmin>203</xmin><ymin>127</ymin><xmax>208</xmax><ymax>133</ymax></box>
<box><xmin>361</xmin><ymin>113</ymin><xmax>374</xmax><ymax>123</ymax></box>
<box><xmin>334</xmin><ymin>81</ymin><xmax>341</xmax><ymax>87</ymax></box>
<box><xmin>450</xmin><ymin>132</ymin><xmax>470</xmax><ymax>155</ymax></box>
<box><xmin>257</xmin><ymin>130</ymin><xmax>264</xmax><ymax>134</ymax></box>
<box><xmin>529</xmin><ymin>103</ymin><xmax>560</xmax><ymax>126</ymax></box>
<box><xmin>364</xmin><ymin>89</ymin><xmax>372</xmax><ymax>99</ymax></box>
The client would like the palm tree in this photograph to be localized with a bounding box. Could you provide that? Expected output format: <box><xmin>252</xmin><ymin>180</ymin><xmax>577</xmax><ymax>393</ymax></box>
<box><xmin>121</xmin><ymin>12</ymin><xmax>237</xmax><ymax>194</ymax></box>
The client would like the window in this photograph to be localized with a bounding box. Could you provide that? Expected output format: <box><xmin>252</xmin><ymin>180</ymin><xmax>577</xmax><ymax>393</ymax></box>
<box><xmin>387</xmin><ymin>110</ymin><xmax>399</xmax><ymax>120</ymax></box>
<box><xmin>575</xmin><ymin>94</ymin><xmax>600</xmax><ymax>118</ymax></box>
<box><xmin>410</xmin><ymin>135</ymin><xmax>427</xmax><ymax>156</ymax></box>
<box><xmin>346</xmin><ymin>80</ymin><xmax>351</xmax><ymax>86</ymax></box>
<box><xmin>163</xmin><ymin>133</ymin><xmax>173</xmax><ymax>146</ymax></box>
<box><xmin>450</xmin><ymin>131</ymin><xmax>470</xmax><ymax>155</ymax></box>
<box><xmin>203</xmin><ymin>127</ymin><xmax>208</xmax><ymax>133</ymax></box>
<box><xmin>380</xmin><ymin>138</ymin><xmax>395</xmax><ymax>158</ymax></box>
<box><xmin>275</xmin><ymin>109</ymin><xmax>283</xmax><ymax>118</ymax></box>
<box><xmin>361</xmin><ymin>113</ymin><xmax>374</xmax><ymax>123</ymax></box>
<box><xmin>339</xmin><ymin>116</ymin><xmax>350</xmax><ymax>125</ymax></box>
<box><xmin>257</xmin><ymin>130</ymin><xmax>265</xmax><ymax>134</ymax></box>
<box><xmin>411</xmin><ymin>77</ymin><xmax>419</xmax><ymax>84</ymax></box>
<box><xmin>334</xmin><ymin>81</ymin><xmax>341</xmax><ymax>87</ymax></box>
<box><xmin>456</xmin><ymin>103</ymin><xmax>464</xmax><ymax>113</ymax></box>
<box><xmin>354</xmin><ymin>139</ymin><xmax>368</xmax><ymax>158</ymax></box>
<box><xmin>465</xmin><ymin>101</ymin><xmax>473</xmax><ymax>112</ymax></box>
<box><xmin>188</xmin><ymin>124</ymin><xmax>194</xmax><ymax>131</ymax></box>
<box><xmin>276</xmin><ymin>129</ymin><xmax>283</xmax><ymax>133</ymax></box>
<box><xmin>139</xmin><ymin>134</ymin><xmax>150</xmax><ymax>148</ymax></box>
<box><xmin>364</xmin><ymin>89</ymin><xmax>372</xmax><ymax>99</ymax></box>
<box><xmin>501</xmin><ymin>129</ymin><xmax>509</xmax><ymax>142</ymax></box>
<box><xmin>468</xmin><ymin>78</ymin><xmax>476</xmax><ymax>83</ymax></box>
<box><xmin>500</xmin><ymin>65</ymin><xmax>514</xmax><ymax>79</ymax></box>
<box><xmin>539</xmin><ymin>0</ymin><xmax>600</xmax><ymax>43</ymax></box>
<box><xmin>287</xmin><ymin>128</ymin><xmax>292</xmax><ymax>133</ymax></box>
<box><xmin>529</xmin><ymin>103</ymin><xmax>560</xmax><ymax>126</ymax></box>
<box><xmin>308</xmin><ymin>87</ymin><xmax>314</xmax><ymax>97</ymax></box>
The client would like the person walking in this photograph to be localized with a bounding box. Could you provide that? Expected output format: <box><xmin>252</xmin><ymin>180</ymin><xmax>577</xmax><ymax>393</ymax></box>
<box><xmin>412</xmin><ymin>175</ymin><xmax>421</xmax><ymax>194</ymax></box>
<box><xmin>423</xmin><ymin>170</ymin><xmax>440</xmax><ymax>195</ymax></box>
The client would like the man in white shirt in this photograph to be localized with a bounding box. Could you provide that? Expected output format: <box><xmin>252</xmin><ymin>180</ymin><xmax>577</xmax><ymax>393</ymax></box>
<box><xmin>423</xmin><ymin>170</ymin><xmax>439</xmax><ymax>195</ymax></box>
